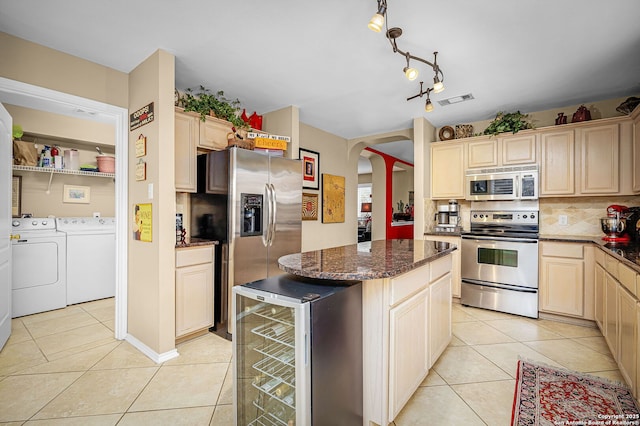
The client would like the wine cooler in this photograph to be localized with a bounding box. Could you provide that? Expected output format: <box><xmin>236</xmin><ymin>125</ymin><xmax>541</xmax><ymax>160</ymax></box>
<box><xmin>233</xmin><ymin>274</ymin><xmax>362</xmax><ymax>426</ymax></box>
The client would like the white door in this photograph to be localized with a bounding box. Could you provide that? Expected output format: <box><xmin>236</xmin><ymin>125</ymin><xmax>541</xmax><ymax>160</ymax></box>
<box><xmin>0</xmin><ymin>103</ymin><xmax>12</xmax><ymax>349</ymax></box>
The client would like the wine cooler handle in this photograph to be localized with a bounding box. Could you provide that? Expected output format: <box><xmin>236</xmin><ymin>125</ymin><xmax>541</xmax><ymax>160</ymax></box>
<box><xmin>304</xmin><ymin>332</ymin><xmax>309</xmax><ymax>367</ymax></box>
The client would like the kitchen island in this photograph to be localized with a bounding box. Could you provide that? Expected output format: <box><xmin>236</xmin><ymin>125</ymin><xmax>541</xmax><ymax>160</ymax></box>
<box><xmin>279</xmin><ymin>239</ymin><xmax>457</xmax><ymax>425</ymax></box>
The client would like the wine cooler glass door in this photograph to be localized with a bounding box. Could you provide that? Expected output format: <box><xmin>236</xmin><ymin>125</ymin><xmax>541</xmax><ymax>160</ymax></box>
<box><xmin>233</xmin><ymin>288</ymin><xmax>310</xmax><ymax>426</ymax></box>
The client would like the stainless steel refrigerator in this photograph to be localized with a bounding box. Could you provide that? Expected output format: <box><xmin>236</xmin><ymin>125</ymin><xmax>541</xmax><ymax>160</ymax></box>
<box><xmin>202</xmin><ymin>147</ymin><xmax>302</xmax><ymax>334</ymax></box>
<box><xmin>233</xmin><ymin>274</ymin><xmax>363</xmax><ymax>426</ymax></box>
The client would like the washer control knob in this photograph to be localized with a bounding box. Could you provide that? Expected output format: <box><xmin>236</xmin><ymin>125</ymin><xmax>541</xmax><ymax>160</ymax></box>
<box><xmin>42</xmin><ymin>220</ymin><xmax>48</xmax><ymax>225</ymax></box>
<box><xmin>12</xmin><ymin>220</ymin><xmax>20</xmax><ymax>227</ymax></box>
<box><xmin>32</xmin><ymin>220</ymin><xmax>38</xmax><ymax>226</ymax></box>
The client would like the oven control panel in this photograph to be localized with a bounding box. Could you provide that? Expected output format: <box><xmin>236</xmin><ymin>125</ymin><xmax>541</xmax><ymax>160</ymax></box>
<box><xmin>471</xmin><ymin>210</ymin><xmax>538</xmax><ymax>225</ymax></box>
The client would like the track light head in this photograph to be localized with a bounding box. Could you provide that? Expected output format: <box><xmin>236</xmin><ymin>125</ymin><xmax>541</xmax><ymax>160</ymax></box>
<box><xmin>425</xmin><ymin>98</ymin><xmax>434</xmax><ymax>112</ymax></box>
<box><xmin>368</xmin><ymin>0</ymin><xmax>387</xmax><ymax>32</ymax></box>
<box><xmin>403</xmin><ymin>67</ymin><xmax>418</xmax><ymax>81</ymax></box>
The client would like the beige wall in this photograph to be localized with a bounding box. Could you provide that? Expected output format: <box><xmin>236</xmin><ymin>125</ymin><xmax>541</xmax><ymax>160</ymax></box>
<box><xmin>392</xmin><ymin>167</ymin><xmax>413</xmax><ymax>214</ymax></box>
<box><xmin>127</xmin><ymin>50</ymin><xmax>176</xmax><ymax>355</ymax></box>
<box><xmin>298</xmin><ymin>123</ymin><xmax>355</xmax><ymax>251</ymax></box>
<box><xmin>0</xmin><ymin>32</ymin><xmax>128</xmax><ymax>108</ymax></box>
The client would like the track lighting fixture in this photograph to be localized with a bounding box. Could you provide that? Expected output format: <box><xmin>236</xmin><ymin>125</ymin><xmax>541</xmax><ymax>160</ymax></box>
<box><xmin>368</xmin><ymin>0</ymin><xmax>445</xmax><ymax>108</ymax></box>
<box><xmin>403</xmin><ymin>53</ymin><xmax>418</xmax><ymax>81</ymax></box>
<box><xmin>367</xmin><ymin>0</ymin><xmax>387</xmax><ymax>32</ymax></box>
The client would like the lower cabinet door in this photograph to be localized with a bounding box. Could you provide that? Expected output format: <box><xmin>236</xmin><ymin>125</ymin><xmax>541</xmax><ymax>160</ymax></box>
<box><xmin>388</xmin><ymin>287</ymin><xmax>429</xmax><ymax>421</ymax></box>
<box><xmin>176</xmin><ymin>262</ymin><xmax>214</xmax><ymax>337</ymax></box>
<box><xmin>604</xmin><ymin>273</ymin><xmax>618</xmax><ymax>358</ymax></box>
<box><xmin>617</xmin><ymin>287</ymin><xmax>636</xmax><ymax>393</ymax></box>
<box><xmin>595</xmin><ymin>264</ymin><xmax>605</xmax><ymax>331</ymax></box>
<box><xmin>429</xmin><ymin>273</ymin><xmax>452</xmax><ymax>367</ymax></box>
<box><xmin>539</xmin><ymin>256</ymin><xmax>584</xmax><ymax>317</ymax></box>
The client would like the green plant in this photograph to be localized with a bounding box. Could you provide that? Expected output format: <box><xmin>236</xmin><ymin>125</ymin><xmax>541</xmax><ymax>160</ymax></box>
<box><xmin>181</xmin><ymin>86</ymin><xmax>248</xmax><ymax>129</ymax></box>
<box><xmin>12</xmin><ymin>124</ymin><xmax>23</xmax><ymax>140</ymax></box>
<box><xmin>483</xmin><ymin>111</ymin><xmax>533</xmax><ymax>136</ymax></box>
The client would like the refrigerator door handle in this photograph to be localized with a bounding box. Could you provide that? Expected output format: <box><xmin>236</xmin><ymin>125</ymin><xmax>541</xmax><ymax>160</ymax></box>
<box><xmin>262</xmin><ymin>183</ymin><xmax>270</xmax><ymax>247</ymax></box>
<box><xmin>269</xmin><ymin>183</ymin><xmax>277</xmax><ymax>246</ymax></box>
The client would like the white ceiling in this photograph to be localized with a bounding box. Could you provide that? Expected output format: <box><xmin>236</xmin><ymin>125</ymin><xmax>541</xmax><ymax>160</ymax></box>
<box><xmin>1</xmin><ymin>0</ymin><xmax>639</xmax><ymax>169</ymax></box>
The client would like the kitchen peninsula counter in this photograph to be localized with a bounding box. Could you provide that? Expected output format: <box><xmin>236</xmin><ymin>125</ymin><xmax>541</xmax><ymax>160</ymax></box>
<box><xmin>278</xmin><ymin>238</ymin><xmax>456</xmax><ymax>280</ymax></box>
<box><xmin>278</xmin><ymin>239</ymin><xmax>456</xmax><ymax>425</ymax></box>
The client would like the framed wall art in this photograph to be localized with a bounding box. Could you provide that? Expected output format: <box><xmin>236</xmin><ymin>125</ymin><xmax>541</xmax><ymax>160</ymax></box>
<box><xmin>300</xmin><ymin>148</ymin><xmax>320</xmax><ymax>190</ymax></box>
<box><xmin>63</xmin><ymin>185</ymin><xmax>91</xmax><ymax>204</ymax></box>
<box><xmin>322</xmin><ymin>173</ymin><xmax>345</xmax><ymax>223</ymax></box>
<box><xmin>302</xmin><ymin>192</ymin><xmax>318</xmax><ymax>221</ymax></box>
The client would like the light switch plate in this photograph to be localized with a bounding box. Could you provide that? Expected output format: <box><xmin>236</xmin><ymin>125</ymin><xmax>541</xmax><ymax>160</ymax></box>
<box><xmin>148</xmin><ymin>183</ymin><xmax>153</xmax><ymax>199</ymax></box>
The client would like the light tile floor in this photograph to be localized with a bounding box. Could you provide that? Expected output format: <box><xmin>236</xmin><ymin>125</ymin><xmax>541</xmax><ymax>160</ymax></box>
<box><xmin>0</xmin><ymin>299</ymin><xmax>623</xmax><ymax>425</ymax></box>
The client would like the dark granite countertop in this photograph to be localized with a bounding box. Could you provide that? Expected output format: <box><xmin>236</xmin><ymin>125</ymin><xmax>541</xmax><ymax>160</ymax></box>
<box><xmin>278</xmin><ymin>239</ymin><xmax>458</xmax><ymax>280</ymax></box>
<box><xmin>175</xmin><ymin>238</ymin><xmax>219</xmax><ymax>249</ymax></box>
<box><xmin>540</xmin><ymin>234</ymin><xmax>640</xmax><ymax>273</ymax></box>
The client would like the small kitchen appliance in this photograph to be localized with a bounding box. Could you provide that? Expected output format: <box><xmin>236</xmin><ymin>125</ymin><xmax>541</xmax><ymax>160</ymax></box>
<box><xmin>434</xmin><ymin>202</ymin><xmax>460</xmax><ymax>233</ymax></box>
<box><xmin>601</xmin><ymin>204</ymin><xmax>630</xmax><ymax>242</ymax></box>
<box><xmin>625</xmin><ymin>207</ymin><xmax>640</xmax><ymax>241</ymax></box>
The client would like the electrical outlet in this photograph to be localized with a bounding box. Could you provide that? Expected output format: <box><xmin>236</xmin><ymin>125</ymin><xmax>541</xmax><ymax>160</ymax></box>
<box><xmin>559</xmin><ymin>215</ymin><xmax>568</xmax><ymax>226</ymax></box>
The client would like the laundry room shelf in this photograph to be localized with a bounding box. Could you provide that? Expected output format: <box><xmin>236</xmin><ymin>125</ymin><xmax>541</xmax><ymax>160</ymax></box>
<box><xmin>12</xmin><ymin>165</ymin><xmax>115</xmax><ymax>178</ymax></box>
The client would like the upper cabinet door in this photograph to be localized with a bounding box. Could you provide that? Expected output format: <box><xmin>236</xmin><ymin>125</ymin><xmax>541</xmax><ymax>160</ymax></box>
<box><xmin>431</xmin><ymin>141</ymin><xmax>465</xmax><ymax>199</ymax></box>
<box><xmin>540</xmin><ymin>130</ymin><xmax>575</xmax><ymax>196</ymax></box>
<box><xmin>175</xmin><ymin>110</ymin><xmax>198</xmax><ymax>192</ymax></box>
<box><xmin>199</xmin><ymin>116</ymin><xmax>233</xmax><ymax>150</ymax></box>
<box><xmin>467</xmin><ymin>139</ymin><xmax>498</xmax><ymax>169</ymax></box>
<box><xmin>632</xmin><ymin>107</ymin><xmax>640</xmax><ymax>193</ymax></box>
<box><xmin>500</xmin><ymin>134</ymin><xmax>537</xmax><ymax>165</ymax></box>
<box><xmin>577</xmin><ymin>124</ymin><xmax>619</xmax><ymax>194</ymax></box>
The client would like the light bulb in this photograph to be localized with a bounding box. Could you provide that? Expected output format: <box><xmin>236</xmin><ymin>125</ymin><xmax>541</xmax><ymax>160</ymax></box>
<box><xmin>403</xmin><ymin>67</ymin><xmax>418</xmax><ymax>81</ymax></box>
<box><xmin>433</xmin><ymin>80</ymin><xmax>444</xmax><ymax>94</ymax></box>
<box><xmin>368</xmin><ymin>13</ymin><xmax>384</xmax><ymax>32</ymax></box>
<box><xmin>425</xmin><ymin>99</ymin><xmax>434</xmax><ymax>112</ymax></box>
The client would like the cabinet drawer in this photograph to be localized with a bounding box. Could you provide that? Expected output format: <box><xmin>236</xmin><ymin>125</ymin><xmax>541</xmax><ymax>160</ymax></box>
<box><xmin>541</xmin><ymin>242</ymin><xmax>583</xmax><ymax>259</ymax></box>
<box><xmin>430</xmin><ymin>255</ymin><xmax>452</xmax><ymax>282</ymax></box>
<box><xmin>605</xmin><ymin>255</ymin><xmax>619</xmax><ymax>279</ymax></box>
<box><xmin>619</xmin><ymin>263</ymin><xmax>638</xmax><ymax>298</ymax></box>
<box><xmin>390</xmin><ymin>266</ymin><xmax>429</xmax><ymax>307</ymax></box>
<box><xmin>595</xmin><ymin>248</ymin><xmax>605</xmax><ymax>266</ymax></box>
<box><xmin>176</xmin><ymin>245</ymin><xmax>214</xmax><ymax>267</ymax></box>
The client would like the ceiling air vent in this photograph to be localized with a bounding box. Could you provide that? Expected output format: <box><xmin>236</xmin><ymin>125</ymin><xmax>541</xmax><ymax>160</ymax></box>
<box><xmin>438</xmin><ymin>93</ymin><xmax>474</xmax><ymax>106</ymax></box>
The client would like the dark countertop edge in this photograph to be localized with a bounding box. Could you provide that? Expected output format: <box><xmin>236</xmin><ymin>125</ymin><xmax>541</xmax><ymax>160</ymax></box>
<box><xmin>175</xmin><ymin>239</ymin><xmax>219</xmax><ymax>249</ymax></box>
<box><xmin>539</xmin><ymin>234</ymin><xmax>640</xmax><ymax>274</ymax></box>
<box><xmin>279</xmin><ymin>244</ymin><xmax>457</xmax><ymax>281</ymax></box>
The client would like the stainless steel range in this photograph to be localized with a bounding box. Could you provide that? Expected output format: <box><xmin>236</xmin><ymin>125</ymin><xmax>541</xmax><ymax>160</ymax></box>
<box><xmin>461</xmin><ymin>209</ymin><xmax>539</xmax><ymax>318</ymax></box>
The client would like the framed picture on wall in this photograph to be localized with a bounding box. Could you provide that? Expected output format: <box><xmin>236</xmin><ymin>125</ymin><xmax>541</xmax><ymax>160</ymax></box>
<box><xmin>302</xmin><ymin>192</ymin><xmax>318</xmax><ymax>220</ymax></box>
<box><xmin>299</xmin><ymin>148</ymin><xmax>320</xmax><ymax>190</ymax></box>
<box><xmin>63</xmin><ymin>185</ymin><xmax>91</xmax><ymax>204</ymax></box>
<box><xmin>322</xmin><ymin>173</ymin><xmax>345</xmax><ymax>223</ymax></box>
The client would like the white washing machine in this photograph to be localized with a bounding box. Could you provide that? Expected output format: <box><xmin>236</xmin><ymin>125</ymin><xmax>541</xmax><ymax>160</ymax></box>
<box><xmin>11</xmin><ymin>217</ymin><xmax>67</xmax><ymax>318</ymax></box>
<box><xmin>56</xmin><ymin>217</ymin><xmax>116</xmax><ymax>305</ymax></box>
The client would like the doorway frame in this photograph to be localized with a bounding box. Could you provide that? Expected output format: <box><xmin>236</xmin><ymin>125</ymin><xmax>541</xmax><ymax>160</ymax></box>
<box><xmin>0</xmin><ymin>77</ymin><xmax>128</xmax><ymax>339</ymax></box>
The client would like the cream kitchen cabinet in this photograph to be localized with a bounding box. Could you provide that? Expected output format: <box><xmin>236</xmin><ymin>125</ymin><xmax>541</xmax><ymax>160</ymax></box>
<box><xmin>428</xmin><ymin>270</ymin><xmax>452</xmax><ymax>367</ymax></box>
<box><xmin>576</xmin><ymin>123</ymin><xmax>619</xmax><ymax>194</ymax></box>
<box><xmin>424</xmin><ymin>234</ymin><xmax>461</xmax><ymax>298</ymax></box>
<box><xmin>364</xmin><ymin>254</ymin><xmax>452</xmax><ymax>425</ymax></box>
<box><xmin>539</xmin><ymin>242</ymin><xmax>585</xmax><ymax>318</ymax></box>
<box><xmin>604</xmin><ymin>271</ymin><xmax>618</xmax><ymax>358</ymax></box>
<box><xmin>595</xmin><ymin>263</ymin><xmax>605</xmax><ymax>330</ymax></box>
<box><xmin>389</xmin><ymin>287</ymin><xmax>429</xmax><ymax>420</ymax></box>
<box><xmin>539</xmin><ymin>129</ymin><xmax>575</xmax><ymax>195</ymax></box>
<box><xmin>431</xmin><ymin>141</ymin><xmax>465</xmax><ymax>199</ymax></box>
<box><xmin>175</xmin><ymin>110</ymin><xmax>199</xmax><ymax>192</ymax></box>
<box><xmin>540</xmin><ymin>118</ymin><xmax>633</xmax><ymax>197</ymax></box>
<box><xmin>617</xmin><ymin>285</ymin><xmax>636</xmax><ymax>390</ymax></box>
<box><xmin>466</xmin><ymin>133</ymin><xmax>537</xmax><ymax>169</ymax></box>
<box><xmin>199</xmin><ymin>115</ymin><xmax>233</xmax><ymax>150</ymax></box>
<box><xmin>175</xmin><ymin>245</ymin><xmax>214</xmax><ymax>340</ymax></box>
<box><xmin>632</xmin><ymin>105</ymin><xmax>640</xmax><ymax>192</ymax></box>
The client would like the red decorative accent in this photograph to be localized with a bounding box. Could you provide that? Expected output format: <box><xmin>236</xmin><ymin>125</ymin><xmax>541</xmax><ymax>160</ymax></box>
<box><xmin>248</xmin><ymin>111</ymin><xmax>263</xmax><ymax>130</ymax></box>
<box><xmin>364</xmin><ymin>147</ymin><xmax>414</xmax><ymax>240</ymax></box>
<box><xmin>603</xmin><ymin>235</ymin><xmax>630</xmax><ymax>242</ymax></box>
<box><xmin>512</xmin><ymin>360</ymin><xmax>640</xmax><ymax>425</ymax></box>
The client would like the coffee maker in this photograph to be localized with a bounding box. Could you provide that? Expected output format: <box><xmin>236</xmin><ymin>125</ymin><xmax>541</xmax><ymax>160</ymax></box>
<box><xmin>434</xmin><ymin>200</ymin><xmax>460</xmax><ymax>233</ymax></box>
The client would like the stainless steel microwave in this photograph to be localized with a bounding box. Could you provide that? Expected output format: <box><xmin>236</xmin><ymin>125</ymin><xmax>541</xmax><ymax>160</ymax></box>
<box><xmin>465</xmin><ymin>165</ymin><xmax>538</xmax><ymax>201</ymax></box>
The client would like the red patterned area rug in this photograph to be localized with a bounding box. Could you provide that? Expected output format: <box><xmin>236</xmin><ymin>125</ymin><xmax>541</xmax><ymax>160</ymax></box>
<box><xmin>512</xmin><ymin>359</ymin><xmax>640</xmax><ymax>425</ymax></box>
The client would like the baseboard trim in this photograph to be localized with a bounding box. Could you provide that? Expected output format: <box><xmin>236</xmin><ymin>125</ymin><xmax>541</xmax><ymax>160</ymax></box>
<box><xmin>125</xmin><ymin>334</ymin><xmax>179</xmax><ymax>364</ymax></box>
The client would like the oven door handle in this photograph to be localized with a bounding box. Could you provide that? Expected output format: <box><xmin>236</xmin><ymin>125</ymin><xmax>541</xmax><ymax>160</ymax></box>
<box><xmin>462</xmin><ymin>235</ymin><xmax>538</xmax><ymax>244</ymax></box>
<box><xmin>462</xmin><ymin>279</ymin><xmax>538</xmax><ymax>293</ymax></box>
